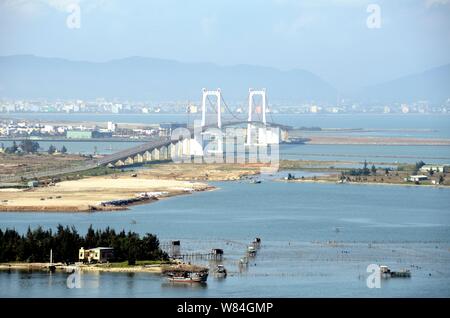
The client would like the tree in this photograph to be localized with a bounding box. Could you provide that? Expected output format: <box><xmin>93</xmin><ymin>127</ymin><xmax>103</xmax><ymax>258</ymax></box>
<box><xmin>362</xmin><ymin>160</ymin><xmax>370</xmax><ymax>176</ymax></box>
<box><xmin>61</xmin><ymin>145</ymin><xmax>67</xmax><ymax>154</ymax></box>
<box><xmin>48</xmin><ymin>145</ymin><xmax>57</xmax><ymax>154</ymax></box>
<box><xmin>20</xmin><ymin>140</ymin><xmax>40</xmax><ymax>153</ymax></box>
<box><xmin>439</xmin><ymin>175</ymin><xmax>445</xmax><ymax>184</ymax></box>
<box><xmin>371</xmin><ymin>164</ymin><xmax>377</xmax><ymax>175</ymax></box>
<box><xmin>415</xmin><ymin>161</ymin><xmax>426</xmax><ymax>170</ymax></box>
<box><xmin>6</xmin><ymin>141</ymin><xmax>18</xmax><ymax>154</ymax></box>
<box><xmin>0</xmin><ymin>225</ymin><xmax>167</xmax><ymax>263</ymax></box>
<box><xmin>428</xmin><ymin>169</ymin><xmax>434</xmax><ymax>176</ymax></box>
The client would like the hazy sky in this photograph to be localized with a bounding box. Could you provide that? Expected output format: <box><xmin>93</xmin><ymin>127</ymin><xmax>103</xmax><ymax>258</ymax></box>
<box><xmin>0</xmin><ymin>0</ymin><xmax>449</xmax><ymax>91</ymax></box>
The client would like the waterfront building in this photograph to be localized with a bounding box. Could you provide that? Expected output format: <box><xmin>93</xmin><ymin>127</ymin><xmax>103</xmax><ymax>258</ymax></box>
<box><xmin>310</xmin><ymin>105</ymin><xmax>319</xmax><ymax>113</ymax></box>
<box><xmin>79</xmin><ymin>247</ymin><xmax>114</xmax><ymax>263</ymax></box>
<box><xmin>407</xmin><ymin>175</ymin><xmax>428</xmax><ymax>182</ymax></box>
<box><xmin>420</xmin><ymin>164</ymin><xmax>449</xmax><ymax>173</ymax></box>
<box><xmin>107</xmin><ymin>121</ymin><xmax>117</xmax><ymax>132</ymax></box>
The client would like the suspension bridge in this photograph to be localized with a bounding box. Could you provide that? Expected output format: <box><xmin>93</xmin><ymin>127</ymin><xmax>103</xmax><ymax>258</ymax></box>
<box><xmin>97</xmin><ymin>88</ymin><xmax>289</xmax><ymax>167</ymax></box>
<box><xmin>0</xmin><ymin>88</ymin><xmax>289</xmax><ymax>182</ymax></box>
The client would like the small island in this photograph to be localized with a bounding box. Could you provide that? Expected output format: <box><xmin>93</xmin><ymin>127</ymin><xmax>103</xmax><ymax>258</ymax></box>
<box><xmin>0</xmin><ymin>225</ymin><xmax>205</xmax><ymax>274</ymax></box>
<box><xmin>280</xmin><ymin>160</ymin><xmax>449</xmax><ymax>187</ymax></box>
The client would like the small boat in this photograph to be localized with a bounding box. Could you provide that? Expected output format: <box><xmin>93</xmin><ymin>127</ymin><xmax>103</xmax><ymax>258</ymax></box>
<box><xmin>250</xmin><ymin>180</ymin><xmax>261</xmax><ymax>184</ymax></box>
<box><xmin>239</xmin><ymin>257</ymin><xmax>249</xmax><ymax>266</ymax></box>
<box><xmin>166</xmin><ymin>270</ymin><xmax>208</xmax><ymax>283</ymax></box>
<box><xmin>252</xmin><ymin>237</ymin><xmax>261</xmax><ymax>248</ymax></box>
<box><xmin>380</xmin><ymin>265</ymin><xmax>411</xmax><ymax>278</ymax></box>
<box><xmin>213</xmin><ymin>265</ymin><xmax>227</xmax><ymax>278</ymax></box>
<box><xmin>163</xmin><ymin>265</ymin><xmax>209</xmax><ymax>283</ymax></box>
<box><xmin>247</xmin><ymin>245</ymin><xmax>257</xmax><ymax>256</ymax></box>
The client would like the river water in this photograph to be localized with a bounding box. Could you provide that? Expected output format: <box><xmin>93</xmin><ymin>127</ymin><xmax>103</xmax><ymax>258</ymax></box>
<box><xmin>0</xmin><ymin>178</ymin><xmax>449</xmax><ymax>297</ymax></box>
<box><xmin>0</xmin><ymin>113</ymin><xmax>449</xmax><ymax>297</ymax></box>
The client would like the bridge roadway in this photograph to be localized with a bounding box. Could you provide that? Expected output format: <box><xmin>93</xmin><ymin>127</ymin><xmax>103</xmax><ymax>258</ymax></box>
<box><xmin>95</xmin><ymin>136</ymin><xmax>172</xmax><ymax>166</ymax></box>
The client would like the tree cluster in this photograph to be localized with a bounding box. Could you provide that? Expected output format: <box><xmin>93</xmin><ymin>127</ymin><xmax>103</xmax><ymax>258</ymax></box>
<box><xmin>0</xmin><ymin>225</ymin><xmax>167</xmax><ymax>264</ymax></box>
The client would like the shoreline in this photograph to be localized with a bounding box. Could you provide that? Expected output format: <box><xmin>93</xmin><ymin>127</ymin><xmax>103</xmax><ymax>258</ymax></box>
<box><xmin>0</xmin><ymin>262</ymin><xmax>211</xmax><ymax>275</ymax></box>
<box><xmin>0</xmin><ymin>174</ymin><xmax>215</xmax><ymax>213</ymax></box>
<box><xmin>278</xmin><ymin>178</ymin><xmax>450</xmax><ymax>188</ymax></box>
<box><xmin>0</xmin><ymin>262</ymin><xmax>163</xmax><ymax>273</ymax></box>
<box><xmin>0</xmin><ymin>186</ymin><xmax>216</xmax><ymax>213</ymax></box>
<box><xmin>0</xmin><ymin>163</ymin><xmax>258</xmax><ymax>213</ymax></box>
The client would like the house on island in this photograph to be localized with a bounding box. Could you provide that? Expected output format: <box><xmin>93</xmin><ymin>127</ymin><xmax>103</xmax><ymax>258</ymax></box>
<box><xmin>405</xmin><ymin>175</ymin><xmax>428</xmax><ymax>182</ymax></box>
<box><xmin>79</xmin><ymin>247</ymin><xmax>114</xmax><ymax>263</ymax></box>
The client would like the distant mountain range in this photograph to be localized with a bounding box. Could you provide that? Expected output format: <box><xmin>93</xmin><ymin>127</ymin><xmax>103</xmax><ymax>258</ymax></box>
<box><xmin>359</xmin><ymin>64</ymin><xmax>450</xmax><ymax>104</ymax></box>
<box><xmin>0</xmin><ymin>55</ymin><xmax>336</xmax><ymax>103</ymax></box>
<box><xmin>0</xmin><ymin>55</ymin><xmax>448</xmax><ymax>103</ymax></box>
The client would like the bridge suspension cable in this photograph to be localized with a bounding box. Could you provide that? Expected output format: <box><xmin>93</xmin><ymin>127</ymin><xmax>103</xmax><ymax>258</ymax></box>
<box><xmin>266</xmin><ymin>92</ymin><xmax>275</xmax><ymax>124</ymax></box>
<box><xmin>206</xmin><ymin>95</ymin><xmax>218</xmax><ymax>114</ymax></box>
<box><xmin>220</xmin><ymin>95</ymin><xmax>246</xmax><ymax>121</ymax></box>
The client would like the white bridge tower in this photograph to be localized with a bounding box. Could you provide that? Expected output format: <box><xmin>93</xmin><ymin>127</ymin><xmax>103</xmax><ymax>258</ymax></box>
<box><xmin>247</xmin><ymin>88</ymin><xmax>267</xmax><ymax>145</ymax></box>
<box><xmin>201</xmin><ymin>88</ymin><xmax>222</xmax><ymax>128</ymax></box>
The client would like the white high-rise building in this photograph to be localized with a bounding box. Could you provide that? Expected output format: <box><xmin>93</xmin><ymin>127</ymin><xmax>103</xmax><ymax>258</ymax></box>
<box><xmin>107</xmin><ymin>121</ymin><xmax>117</xmax><ymax>132</ymax></box>
<box><xmin>401</xmin><ymin>104</ymin><xmax>409</xmax><ymax>113</ymax></box>
<box><xmin>310</xmin><ymin>105</ymin><xmax>319</xmax><ymax>113</ymax></box>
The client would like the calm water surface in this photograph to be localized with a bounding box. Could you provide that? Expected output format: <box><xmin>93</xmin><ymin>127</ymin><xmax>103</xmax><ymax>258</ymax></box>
<box><xmin>1</xmin><ymin>113</ymin><xmax>450</xmax><ymax>297</ymax></box>
<box><xmin>1</xmin><ymin>179</ymin><xmax>449</xmax><ymax>297</ymax></box>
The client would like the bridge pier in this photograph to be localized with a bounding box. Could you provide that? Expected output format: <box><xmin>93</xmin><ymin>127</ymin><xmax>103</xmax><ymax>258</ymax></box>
<box><xmin>124</xmin><ymin>157</ymin><xmax>134</xmax><ymax>165</ymax></box>
<box><xmin>169</xmin><ymin>143</ymin><xmax>177</xmax><ymax>160</ymax></box>
<box><xmin>151</xmin><ymin>148</ymin><xmax>160</xmax><ymax>161</ymax></box>
<box><xmin>134</xmin><ymin>153</ymin><xmax>143</xmax><ymax>164</ymax></box>
<box><xmin>159</xmin><ymin>146</ymin><xmax>168</xmax><ymax>160</ymax></box>
<box><xmin>182</xmin><ymin>138</ymin><xmax>191</xmax><ymax>156</ymax></box>
<box><xmin>143</xmin><ymin>151</ymin><xmax>152</xmax><ymax>162</ymax></box>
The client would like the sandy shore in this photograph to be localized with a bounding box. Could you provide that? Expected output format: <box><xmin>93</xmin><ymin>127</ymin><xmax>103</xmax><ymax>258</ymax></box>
<box><xmin>0</xmin><ymin>175</ymin><xmax>212</xmax><ymax>212</ymax></box>
<box><xmin>0</xmin><ymin>262</ymin><xmax>163</xmax><ymax>273</ymax></box>
<box><xmin>0</xmin><ymin>163</ymin><xmax>262</xmax><ymax>212</ymax></box>
<box><xmin>0</xmin><ymin>262</ymin><xmax>210</xmax><ymax>275</ymax></box>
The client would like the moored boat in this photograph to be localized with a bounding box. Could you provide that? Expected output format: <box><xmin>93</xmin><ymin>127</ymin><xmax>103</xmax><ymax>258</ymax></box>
<box><xmin>163</xmin><ymin>264</ymin><xmax>209</xmax><ymax>283</ymax></box>
<box><xmin>380</xmin><ymin>265</ymin><xmax>411</xmax><ymax>278</ymax></box>
<box><xmin>166</xmin><ymin>271</ymin><xmax>208</xmax><ymax>283</ymax></box>
<box><xmin>252</xmin><ymin>237</ymin><xmax>261</xmax><ymax>248</ymax></box>
<box><xmin>213</xmin><ymin>265</ymin><xmax>227</xmax><ymax>278</ymax></box>
<box><xmin>247</xmin><ymin>245</ymin><xmax>257</xmax><ymax>256</ymax></box>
